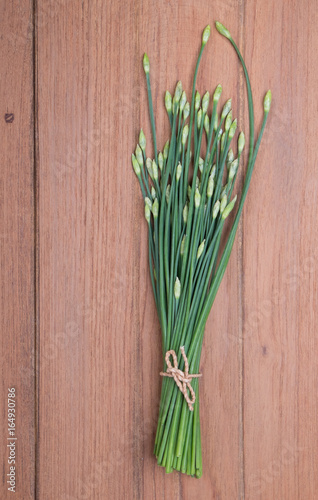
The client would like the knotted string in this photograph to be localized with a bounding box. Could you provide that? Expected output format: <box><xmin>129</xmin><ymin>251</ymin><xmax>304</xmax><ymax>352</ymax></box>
<box><xmin>160</xmin><ymin>346</ymin><xmax>202</xmax><ymax>411</ymax></box>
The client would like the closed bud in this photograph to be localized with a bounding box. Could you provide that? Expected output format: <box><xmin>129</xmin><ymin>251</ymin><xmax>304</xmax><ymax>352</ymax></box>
<box><xmin>221</xmin><ymin>99</ymin><xmax>232</xmax><ymax>120</ymax></box>
<box><xmin>196</xmin><ymin>176</ymin><xmax>200</xmax><ymax>188</ymax></box>
<box><xmin>213</xmin><ymin>84</ymin><xmax>222</xmax><ymax>103</ymax></box>
<box><xmin>202</xmin><ymin>91</ymin><xmax>210</xmax><ymax>113</ymax></box>
<box><xmin>176</xmin><ymin>162</ymin><xmax>182</xmax><ymax>181</ymax></box>
<box><xmin>139</xmin><ymin>129</ymin><xmax>146</xmax><ymax>151</ymax></box>
<box><xmin>207</xmin><ymin>175</ymin><xmax>214</xmax><ymax>198</ymax></box>
<box><xmin>197</xmin><ymin>239</ymin><xmax>205</xmax><ymax>259</ymax></box>
<box><xmin>145</xmin><ymin>203</ymin><xmax>151</xmax><ymax>223</ymax></box>
<box><xmin>228</xmin><ymin>159</ymin><xmax>239</xmax><ymax>181</ymax></box>
<box><xmin>165</xmin><ymin>91</ymin><xmax>172</xmax><ymax>113</ymax></box>
<box><xmin>198</xmin><ymin>157</ymin><xmax>204</xmax><ymax>173</ymax></box>
<box><xmin>151</xmin><ymin>186</ymin><xmax>156</xmax><ymax>199</ymax></box>
<box><xmin>225</xmin><ymin>110</ymin><xmax>232</xmax><ymax>132</ymax></box>
<box><xmin>163</xmin><ymin>140</ymin><xmax>169</xmax><ymax>159</ymax></box>
<box><xmin>183</xmin><ymin>102</ymin><xmax>190</xmax><ymax>120</ymax></box>
<box><xmin>174</xmin><ymin>81</ymin><xmax>183</xmax><ymax>103</ymax></box>
<box><xmin>227</xmin><ymin>148</ymin><xmax>234</xmax><ymax>169</ymax></box>
<box><xmin>202</xmin><ymin>25</ymin><xmax>211</xmax><ymax>45</ymax></box>
<box><xmin>183</xmin><ymin>204</ymin><xmax>188</xmax><ymax>223</ymax></box>
<box><xmin>158</xmin><ymin>152</ymin><xmax>163</xmax><ymax>171</ymax></box>
<box><xmin>222</xmin><ymin>194</ymin><xmax>237</xmax><ymax>219</ymax></box>
<box><xmin>132</xmin><ymin>153</ymin><xmax>141</xmax><ymax>176</ymax></box>
<box><xmin>195</xmin><ymin>188</ymin><xmax>201</xmax><ymax>208</ymax></box>
<box><xmin>228</xmin><ymin>118</ymin><xmax>237</xmax><ymax>140</ymax></box>
<box><xmin>215</xmin><ymin>21</ymin><xmax>231</xmax><ymax>40</ymax></box>
<box><xmin>212</xmin><ymin>200</ymin><xmax>220</xmax><ymax>219</ymax></box>
<box><xmin>174</xmin><ymin>277</ymin><xmax>181</xmax><ymax>300</ymax></box>
<box><xmin>238</xmin><ymin>131</ymin><xmax>245</xmax><ymax>155</ymax></box>
<box><xmin>210</xmin><ymin>164</ymin><xmax>216</xmax><ymax>179</ymax></box>
<box><xmin>217</xmin><ymin>128</ymin><xmax>223</xmax><ymax>141</ymax></box>
<box><xmin>135</xmin><ymin>144</ymin><xmax>143</xmax><ymax>166</ymax></box>
<box><xmin>152</xmin><ymin>160</ymin><xmax>158</xmax><ymax>180</ymax></box>
<box><xmin>182</xmin><ymin>124</ymin><xmax>189</xmax><ymax>145</ymax></box>
<box><xmin>204</xmin><ymin>115</ymin><xmax>210</xmax><ymax>135</ymax></box>
<box><xmin>165</xmin><ymin>184</ymin><xmax>171</xmax><ymax>204</ymax></box>
<box><xmin>145</xmin><ymin>197</ymin><xmax>152</xmax><ymax>209</ymax></box>
<box><xmin>146</xmin><ymin>157</ymin><xmax>153</xmax><ymax>178</ymax></box>
<box><xmin>152</xmin><ymin>198</ymin><xmax>159</xmax><ymax>218</ymax></box>
<box><xmin>143</xmin><ymin>53</ymin><xmax>150</xmax><ymax>74</ymax></box>
<box><xmin>264</xmin><ymin>89</ymin><xmax>272</xmax><ymax>113</ymax></box>
<box><xmin>220</xmin><ymin>193</ymin><xmax>227</xmax><ymax>213</ymax></box>
<box><xmin>197</xmin><ymin>109</ymin><xmax>202</xmax><ymax>128</ymax></box>
<box><xmin>195</xmin><ymin>91</ymin><xmax>201</xmax><ymax>111</ymax></box>
<box><xmin>180</xmin><ymin>91</ymin><xmax>187</xmax><ymax>112</ymax></box>
<box><xmin>187</xmin><ymin>185</ymin><xmax>192</xmax><ymax>200</ymax></box>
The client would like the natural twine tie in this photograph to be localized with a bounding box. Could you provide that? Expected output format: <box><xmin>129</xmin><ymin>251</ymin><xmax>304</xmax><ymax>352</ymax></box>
<box><xmin>160</xmin><ymin>346</ymin><xmax>202</xmax><ymax>411</ymax></box>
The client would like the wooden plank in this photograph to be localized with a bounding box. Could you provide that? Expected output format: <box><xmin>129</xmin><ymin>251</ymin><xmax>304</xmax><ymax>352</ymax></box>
<box><xmin>36</xmin><ymin>1</ymin><xmax>243</xmax><ymax>498</ymax></box>
<box><xmin>243</xmin><ymin>0</ymin><xmax>318</xmax><ymax>498</ymax></box>
<box><xmin>0</xmin><ymin>1</ymin><xmax>35</xmax><ymax>498</ymax></box>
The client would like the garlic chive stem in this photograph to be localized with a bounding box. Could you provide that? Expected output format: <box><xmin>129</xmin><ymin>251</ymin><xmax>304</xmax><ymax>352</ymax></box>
<box><xmin>145</xmin><ymin>65</ymin><xmax>159</xmax><ymax>166</ymax></box>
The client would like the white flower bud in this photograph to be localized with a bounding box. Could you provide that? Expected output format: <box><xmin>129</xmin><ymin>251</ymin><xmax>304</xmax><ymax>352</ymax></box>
<box><xmin>176</xmin><ymin>162</ymin><xmax>182</xmax><ymax>181</ymax></box>
<box><xmin>152</xmin><ymin>198</ymin><xmax>159</xmax><ymax>218</ymax></box>
<box><xmin>139</xmin><ymin>129</ymin><xmax>146</xmax><ymax>151</ymax></box>
<box><xmin>132</xmin><ymin>154</ymin><xmax>140</xmax><ymax>176</ymax></box>
<box><xmin>212</xmin><ymin>200</ymin><xmax>220</xmax><ymax>219</ymax></box>
<box><xmin>195</xmin><ymin>188</ymin><xmax>201</xmax><ymax>208</ymax></box>
<box><xmin>220</xmin><ymin>194</ymin><xmax>227</xmax><ymax>214</ymax></box>
<box><xmin>174</xmin><ymin>277</ymin><xmax>181</xmax><ymax>299</ymax></box>
<box><xmin>197</xmin><ymin>239</ymin><xmax>205</xmax><ymax>259</ymax></box>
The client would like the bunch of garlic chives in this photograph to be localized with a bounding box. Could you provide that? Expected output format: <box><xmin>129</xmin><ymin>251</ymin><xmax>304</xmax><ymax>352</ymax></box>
<box><xmin>132</xmin><ymin>22</ymin><xmax>271</xmax><ymax>477</ymax></box>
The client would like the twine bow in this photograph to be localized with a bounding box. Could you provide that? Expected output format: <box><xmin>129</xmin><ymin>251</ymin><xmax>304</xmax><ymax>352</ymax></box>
<box><xmin>160</xmin><ymin>346</ymin><xmax>202</xmax><ymax>411</ymax></box>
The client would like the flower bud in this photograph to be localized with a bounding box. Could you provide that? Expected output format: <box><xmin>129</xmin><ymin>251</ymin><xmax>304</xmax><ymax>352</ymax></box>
<box><xmin>135</xmin><ymin>144</ymin><xmax>143</xmax><ymax>166</ymax></box>
<box><xmin>221</xmin><ymin>99</ymin><xmax>232</xmax><ymax>120</ymax></box>
<box><xmin>174</xmin><ymin>81</ymin><xmax>183</xmax><ymax>103</ymax></box>
<box><xmin>152</xmin><ymin>160</ymin><xmax>158</xmax><ymax>180</ymax></box>
<box><xmin>207</xmin><ymin>175</ymin><xmax>214</xmax><ymax>198</ymax></box>
<box><xmin>176</xmin><ymin>162</ymin><xmax>182</xmax><ymax>181</ymax></box>
<box><xmin>197</xmin><ymin>239</ymin><xmax>205</xmax><ymax>259</ymax></box>
<box><xmin>238</xmin><ymin>131</ymin><xmax>245</xmax><ymax>155</ymax></box>
<box><xmin>225</xmin><ymin>110</ymin><xmax>232</xmax><ymax>132</ymax></box>
<box><xmin>210</xmin><ymin>164</ymin><xmax>216</xmax><ymax>179</ymax></box>
<box><xmin>132</xmin><ymin>154</ymin><xmax>140</xmax><ymax>176</ymax></box>
<box><xmin>143</xmin><ymin>53</ymin><xmax>150</xmax><ymax>74</ymax></box>
<box><xmin>183</xmin><ymin>102</ymin><xmax>190</xmax><ymax>120</ymax></box>
<box><xmin>158</xmin><ymin>152</ymin><xmax>163</xmax><ymax>171</ymax></box>
<box><xmin>198</xmin><ymin>157</ymin><xmax>204</xmax><ymax>173</ymax></box>
<box><xmin>228</xmin><ymin>159</ymin><xmax>238</xmax><ymax>181</ymax></box>
<box><xmin>215</xmin><ymin>21</ymin><xmax>231</xmax><ymax>40</ymax></box>
<box><xmin>182</xmin><ymin>124</ymin><xmax>189</xmax><ymax>145</ymax></box>
<box><xmin>163</xmin><ymin>140</ymin><xmax>169</xmax><ymax>159</ymax></box>
<box><xmin>213</xmin><ymin>84</ymin><xmax>222</xmax><ymax>103</ymax></box>
<box><xmin>195</xmin><ymin>91</ymin><xmax>201</xmax><ymax>111</ymax></box>
<box><xmin>180</xmin><ymin>91</ymin><xmax>187</xmax><ymax>112</ymax></box>
<box><xmin>212</xmin><ymin>200</ymin><xmax>220</xmax><ymax>219</ymax></box>
<box><xmin>227</xmin><ymin>148</ymin><xmax>234</xmax><ymax>169</ymax></box>
<box><xmin>202</xmin><ymin>25</ymin><xmax>211</xmax><ymax>45</ymax></box>
<box><xmin>264</xmin><ymin>89</ymin><xmax>272</xmax><ymax>113</ymax></box>
<box><xmin>220</xmin><ymin>194</ymin><xmax>227</xmax><ymax>213</ymax></box>
<box><xmin>202</xmin><ymin>91</ymin><xmax>210</xmax><ymax>113</ymax></box>
<box><xmin>165</xmin><ymin>184</ymin><xmax>171</xmax><ymax>204</ymax></box>
<box><xmin>145</xmin><ymin>203</ymin><xmax>151</xmax><ymax>223</ymax></box>
<box><xmin>146</xmin><ymin>157</ymin><xmax>153</xmax><ymax>178</ymax></box>
<box><xmin>183</xmin><ymin>204</ymin><xmax>188</xmax><ymax>223</ymax></box>
<box><xmin>204</xmin><ymin>115</ymin><xmax>210</xmax><ymax>135</ymax></box>
<box><xmin>222</xmin><ymin>195</ymin><xmax>237</xmax><ymax>219</ymax></box>
<box><xmin>195</xmin><ymin>188</ymin><xmax>201</xmax><ymax>208</ymax></box>
<box><xmin>174</xmin><ymin>277</ymin><xmax>181</xmax><ymax>299</ymax></box>
<box><xmin>228</xmin><ymin>118</ymin><xmax>237</xmax><ymax>140</ymax></box>
<box><xmin>139</xmin><ymin>129</ymin><xmax>146</xmax><ymax>151</ymax></box>
<box><xmin>151</xmin><ymin>186</ymin><xmax>156</xmax><ymax>199</ymax></box>
<box><xmin>152</xmin><ymin>198</ymin><xmax>159</xmax><ymax>218</ymax></box>
<box><xmin>197</xmin><ymin>109</ymin><xmax>202</xmax><ymax>128</ymax></box>
<box><xmin>165</xmin><ymin>91</ymin><xmax>172</xmax><ymax>113</ymax></box>
<box><xmin>145</xmin><ymin>197</ymin><xmax>152</xmax><ymax>209</ymax></box>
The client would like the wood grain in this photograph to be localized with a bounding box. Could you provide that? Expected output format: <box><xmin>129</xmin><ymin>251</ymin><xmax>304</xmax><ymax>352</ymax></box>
<box><xmin>0</xmin><ymin>1</ymin><xmax>35</xmax><ymax>498</ymax></box>
<box><xmin>1</xmin><ymin>0</ymin><xmax>318</xmax><ymax>498</ymax></box>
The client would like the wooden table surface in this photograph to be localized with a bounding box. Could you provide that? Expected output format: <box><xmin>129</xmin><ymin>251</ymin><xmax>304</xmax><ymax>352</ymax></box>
<box><xmin>1</xmin><ymin>1</ymin><xmax>318</xmax><ymax>498</ymax></box>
